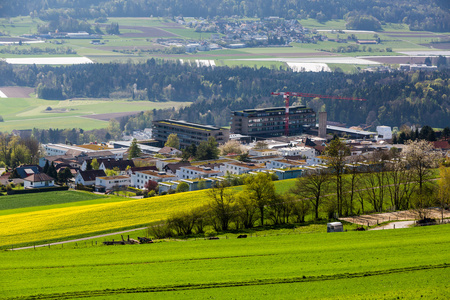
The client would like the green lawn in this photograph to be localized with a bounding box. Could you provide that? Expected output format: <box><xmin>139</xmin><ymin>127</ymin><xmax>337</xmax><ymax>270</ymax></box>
<box><xmin>2</xmin><ymin>225</ymin><xmax>449</xmax><ymax>299</ymax></box>
<box><xmin>0</xmin><ymin>190</ymin><xmax>105</xmax><ymax>211</ymax></box>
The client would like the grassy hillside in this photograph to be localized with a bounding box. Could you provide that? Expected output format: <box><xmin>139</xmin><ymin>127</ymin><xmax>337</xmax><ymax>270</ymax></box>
<box><xmin>2</xmin><ymin>225</ymin><xmax>449</xmax><ymax>299</ymax></box>
<box><xmin>0</xmin><ymin>97</ymin><xmax>190</xmax><ymax>132</ymax></box>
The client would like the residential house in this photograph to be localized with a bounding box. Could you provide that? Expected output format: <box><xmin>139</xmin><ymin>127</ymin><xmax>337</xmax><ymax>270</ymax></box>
<box><xmin>131</xmin><ymin>170</ymin><xmax>177</xmax><ymax>189</ymax></box>
<box><xmin>277</xmin><ymin>146</ymin><xmax>315</xmax><ymax>158</ymax></box>
<box><xmin>126</xmin><ymin>166</ymin><xmax>158</xmax><ymax>176</ymax></box>
<box><xmin>273</xmin><ymin>167</ymin><xmax>305</xmax><ymax>180</ymax></box>
<box><xmin>24</xmin><ymin>173</ymin><xmax>55</xmax><ymax>189</ymax></box>
<box><xmin>14</xmin><ymin>165</ymin><xmax>42</xmax><ymax>179</ymax></box>
<box><xmin>266</xmin><ymin>158</ymin><xmax>306</xmax><ymax>170</ymax></box>
<box><xmin>95</xmin><ymin>175</ymin><xmax>131</xmax><ymax>192</ymax></box>
<box><xmin>176</xmin><ymin>166</ymin><xmax>223</xmax><ymax>180</ymax></box>
<box><xmin>158</xmin><ymin>146</ymin><xmax>182</xmax><ymax>156</ymax></box>
<box><xmin>75</xmin><ymin>169</ymin><xmax>107</xmax><ymax>186</ymax></box>
<box><xmin>162</xmin><ymin>162</ymin><xmax>191</xmax><ymax>175</ymax></box>
<box><xmin>220</xmin><ymin>161</ymin><xmax>266</xmax><ymax>175</ymax></box>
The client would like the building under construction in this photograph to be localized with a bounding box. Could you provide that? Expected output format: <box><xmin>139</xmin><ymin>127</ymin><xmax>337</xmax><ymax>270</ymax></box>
<box><xmin>230</xmin><ymin>105</ymin><xmax>316</xmax><ymax>138</ymax></box>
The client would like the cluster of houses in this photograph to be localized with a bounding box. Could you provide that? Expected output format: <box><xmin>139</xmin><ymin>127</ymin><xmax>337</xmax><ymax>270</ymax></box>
<box><xmin>2</xmin><ymin>133</ymin><xmax>449</xmax><ymax>195</ymax></box>
<box><xmin>159</xmin><ymin>17</ymin><xmax>326</xmax><ymax>52</ymax></box>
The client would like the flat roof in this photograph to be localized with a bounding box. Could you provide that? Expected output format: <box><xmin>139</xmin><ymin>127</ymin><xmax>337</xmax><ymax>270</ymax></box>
<box><xmin>326</xmin><ymin>125</ymin><xmax>377</xmax><ymax>136</ymax></box>
<box><xmin>153</xmin><ymin>119</ymin><xmax>224</xmax><ymax>131</ymax></box>
<box><xmin>234</xmin><ymin>105</ymin><xmax>308</xmax><ymax>114</ymax></box>
<box><xmin>112</xmin><ymin>141</ymin><xmax>161</xmax><ymax>153</ymax></box>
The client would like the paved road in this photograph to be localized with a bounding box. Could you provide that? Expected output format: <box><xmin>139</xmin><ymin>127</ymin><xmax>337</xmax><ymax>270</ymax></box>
<box><xmin>370</xmin><ymin>221</ymin><xmax>415</xmax><ymax>230</ymax></box>
<box><xmin>10</xmin><ymin>227</ymin><xmax>147</xmax><ymax>250</ymax></box>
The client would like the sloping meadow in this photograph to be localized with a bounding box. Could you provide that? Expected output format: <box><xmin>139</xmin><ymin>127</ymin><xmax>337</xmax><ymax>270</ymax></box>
<box><xmin>1</xmin><ymin>190</ymin><xmax>210</xmax><ymax>247</ymax></box>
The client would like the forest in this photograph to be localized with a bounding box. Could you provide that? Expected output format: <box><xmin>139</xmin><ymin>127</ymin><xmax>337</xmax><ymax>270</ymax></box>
<box><xmin>1</xmin><ymin>0</ymin><xmax>449</xmax><ymax>32</ymax></box>
<box><xmin>1</xmin><ymin>59</ymin><xmax>449</xmax><ymax>129</ymax></box>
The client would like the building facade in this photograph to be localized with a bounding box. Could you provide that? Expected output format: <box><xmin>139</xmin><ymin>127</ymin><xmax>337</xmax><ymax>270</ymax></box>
<box><xmin>152</xmin><ymin>119</ymin><xmax>229</xmax><ymax>148</ymax></box>
<box><xmin>231</xmin><ymin>106</ymin><xmax>316</xmax><ymax>137</ymax></box>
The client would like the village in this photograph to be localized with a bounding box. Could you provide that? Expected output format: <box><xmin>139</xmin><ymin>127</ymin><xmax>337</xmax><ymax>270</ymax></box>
<box><xmin>1</xmin><ymin>112</ymin><xmax>449</xmax><ymax>198</ymax></box>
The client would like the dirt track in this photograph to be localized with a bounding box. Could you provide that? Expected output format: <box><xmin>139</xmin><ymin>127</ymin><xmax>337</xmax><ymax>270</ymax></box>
<box><xmin>82</xmin><ymin>111</ymin><xmax>143</xmax><ymax>121</ymax></box>
<box><xmin>341</xmin><ymin>208</ymin><xmax>450</xmax><ymax>226</ymax></box>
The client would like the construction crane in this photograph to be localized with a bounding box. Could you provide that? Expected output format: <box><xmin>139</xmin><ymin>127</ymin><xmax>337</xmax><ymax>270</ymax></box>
<box><xmin>271</xmin><ymin>92</ymin><xmax>366</xmax><ymax>136</ymax></box>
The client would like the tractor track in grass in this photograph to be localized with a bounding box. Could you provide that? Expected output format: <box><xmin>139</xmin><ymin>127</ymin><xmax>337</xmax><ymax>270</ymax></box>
<box><xmin>9</xmin><ymin>263</ymin><xmax>449</xmax><ymax>299</ymax></box>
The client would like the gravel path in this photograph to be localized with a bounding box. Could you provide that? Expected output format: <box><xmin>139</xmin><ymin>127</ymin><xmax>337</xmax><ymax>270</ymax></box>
<box><xmin>370</xmin><ymin>221</ymin><xmax>415</xmax><ymax>230</ymax></box>
<box><xmin>340</xmin><ymin>208</ymin><xmax>450</xmax><ymax>226</ymax></box>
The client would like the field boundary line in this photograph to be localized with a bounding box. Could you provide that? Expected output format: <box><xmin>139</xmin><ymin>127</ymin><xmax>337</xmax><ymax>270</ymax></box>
<box><xmin>10</xmin><ymin>227</ymin><xmax>147</xmax><ymax>250</ymax></box>
<box><xmin>9</xmin><ymin>263</ymin><xmax>449</xmax><ymax>299</ymax></box>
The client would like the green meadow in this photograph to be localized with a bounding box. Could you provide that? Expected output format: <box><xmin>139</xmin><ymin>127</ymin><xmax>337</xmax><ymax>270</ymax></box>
<box><xmin>0</xmin><ymin>97</ymin><xmax>190</xmax><ymax>132</ymax></box>
<box><xmin>1</xmin><ymin>225</ymin><xmax>449</xmax><ymax>299</ymax></box>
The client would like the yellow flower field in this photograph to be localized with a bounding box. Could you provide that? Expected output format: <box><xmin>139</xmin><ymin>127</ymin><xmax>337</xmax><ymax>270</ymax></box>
<box><xmin>1</xmin><ymin>190</ymin><xmax>209</xmax><ymax>247</ymax></box>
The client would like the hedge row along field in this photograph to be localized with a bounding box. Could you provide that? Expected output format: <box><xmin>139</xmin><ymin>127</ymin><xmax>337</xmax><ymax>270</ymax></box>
<box><xmin>2</xmin><ymin>225</ymin><xmax>449</xmax><ymax>299</ymax></box>
<box><xmin>0</xmin><ymin>189</ymin><xmax>210</xmax><ymax>247</ymax></box>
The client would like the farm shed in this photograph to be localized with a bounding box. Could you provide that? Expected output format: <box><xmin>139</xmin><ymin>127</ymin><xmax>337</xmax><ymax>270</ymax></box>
<box><xmin>327</xmin><ymin>222</ymin><xmax>343</xmax><ymax>233</ymax></box>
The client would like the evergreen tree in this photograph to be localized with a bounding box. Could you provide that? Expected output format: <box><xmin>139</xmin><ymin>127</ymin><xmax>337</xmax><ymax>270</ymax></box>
<box><xmin>43</xmin><ymin>160</ymin><xmax>49</xmax><ymax>174</ymax></box>
<box><xmin>128</xmin><ymin>138</ymin><xmax>141</xmax><ymax>159</ymax></box>
<box><xmin>196</xmin><ymin>137</ymin><xmax>219</xmax><ymax>161</ymax></box>
<box><xmin>48</xmin><ymin>162</ymin><xmax>57</xmax><ymax>179</ymax></box>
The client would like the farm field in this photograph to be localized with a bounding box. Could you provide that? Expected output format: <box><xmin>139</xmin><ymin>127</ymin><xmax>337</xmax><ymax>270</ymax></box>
<box><xmin>2</xmin><ymin>16</ymin><xmax>449</xmax><ymax>69</ymax></box>
<box><xmin>1</xmin><ymin>225</ymin><xmax>449</xmax><ymax>299</ymax></box>
<box><xmin>0</xmin><ymin>96</ymin><xmax>190</xmax><ymax>132</ymax></box>
<box><xmin>0</xmin><ymin>170</ymin><xmax>442</xmax><ymax>249</ymax></box>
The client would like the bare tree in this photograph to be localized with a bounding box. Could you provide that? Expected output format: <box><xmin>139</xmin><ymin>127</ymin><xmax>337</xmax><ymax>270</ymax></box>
<box><xmin>290</xmin><ymin>169</ymin><xmax>331</xmax><ymax>220</ymax></box>
<box><xmin>267</xmin><ymin>193</ymin><xmax>293</xmax><ymax>225</ymax></box>
<box><xmin>206</xmin><ymin>181</ymin><xmax>236</xmax><ymax>231</ymax></box>
<box><xmin>438</xmin><ymin>166</ymin><xmax>450</xmax><ymax>222</ymax></box>
<box><xmin>361</xmin><ymin>167</ymin><xmax>387</xmax><ymax>213</ymax></box>
<box><xmin>385</xmin><ymin>153</ymin><xmax>415</xmax><ymax>210</ymax></box>
<box><xmin>343</xmin><ymin>156</ymin><xmax>364</xmax><ymax>216</ymax></box>
<box><xmin>167</xmin><ymin>211</ymin><xmax>196</xmax><ymax>236</ymax></box>
<box><xmin>404</xmin><ymin>140</ymin><xmax>440</xmax><ymax>194</ymax></box>
<box><xmin>291</xmin><ymin>198</ymin><xmax>310</xmax><ymax>223</ymax></box>
<box><xmin>325</xmin><ymin>138</ymin><xmax>350</xmax><ymax>217</ymax></box>
<box><xmin>235</xmin><ymin>192</ymin><xmax>258</xmax><ymax>229</ymax></box>
<box><xmin>244</xmin><ymin>173</ymin><xmax>276</xmax><ymax>226</ymax></box>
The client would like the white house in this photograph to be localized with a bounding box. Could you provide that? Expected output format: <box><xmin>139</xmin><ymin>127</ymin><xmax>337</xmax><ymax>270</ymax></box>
<box><xmin>131</xmin><ymin>170</ymin><xmax>177</xmax><ymax>189</ymax></box>
<box><xmin>220</xmin><ymin>161</ymin><xmax>266</xmax><ymax>175</ymax></box>
<box><xmin>277</xmin><ymin>146</ymin><xmax>315</xmax><ymax>158</ymax></box>
<box><xmin>266</xmin><ymin>158</ymin><xmax>306</xmax><ymax>170</ymax></box>
<box><xmin>176</xmin><ymin>166</ymin><xmax>223</xmax><ymax>180</ymax></box>
<box><xmin>306</xmin><ymin>157</ymin><xmax>326</xmax><ymax>166</ymax></box>
<box><xmin>95</xmin><ymin>175</ymin><xmax>131</xmax><ymax>191</ymax></box>
<box><xmin>24</xmin><ymin>173</ymin><xmax>55</xmax><ymax>189</ymax></box>
<box><xmin>248</xmin><ymin>149</ymin><xmax>279</xmax><ymax>157</ymax></box>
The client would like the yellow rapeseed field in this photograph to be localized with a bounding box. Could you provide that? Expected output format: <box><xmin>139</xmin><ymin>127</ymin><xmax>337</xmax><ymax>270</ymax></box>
<box><xmin>1</xmin><ymin>190</ymin><xmax>209</xmax><ymax>247</ymax></box>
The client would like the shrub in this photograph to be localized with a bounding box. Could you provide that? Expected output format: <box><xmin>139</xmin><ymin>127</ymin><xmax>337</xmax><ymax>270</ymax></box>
<box><xmin>176</xmin><ymin>182</ymin><xmax>189</xmax><ymax>193</ymax></box>
<box><xmin>205</xmin><ymin>229</ymin><xmax>217</xmax><ymax>237</ymax></box>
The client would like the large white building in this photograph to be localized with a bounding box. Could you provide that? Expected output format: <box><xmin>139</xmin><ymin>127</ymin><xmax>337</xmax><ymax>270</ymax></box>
<box><xmin>176</xmin><ymin>166</ymin><xmax>223</xmax><ymax>180</ymax></box>
<box><xmin>131</xmin><ymin>170</ymin><xmax>177</xmax><ymax>189</ymax></box>
<box><xmin>277</xmin><ymin>146</ymin><xmax>316</xmax><ymax>158</ymax></box>
<box><xmin>220</xmin><ymin>161</ymin><xmax>266</xmax><ymax>175</ymax></box>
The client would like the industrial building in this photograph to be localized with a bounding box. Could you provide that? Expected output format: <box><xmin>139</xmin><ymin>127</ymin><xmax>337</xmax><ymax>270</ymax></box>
<box><xmin>152</xmin><ymin>119</ymin><xmax>229</xmax><ymax>148</ymax></box>
<box><xmin>230</xmin><ymin>105</ymin><xmax>316</xmax><ymax>138</ymax></box>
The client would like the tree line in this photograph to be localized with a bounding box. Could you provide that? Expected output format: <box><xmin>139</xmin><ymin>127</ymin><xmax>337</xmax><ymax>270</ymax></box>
<box><xmin>150</xmin><ymin>139</ymin><xmax>448</xmax><ymax>238</ymax></box>
<box><xmin>2</xmin><ymin>0</ymin><xmax>449</xmax><ymax>32</ymax></box>
<box><xmin>1</xmin><ymin>60</ymin><xmax>450</xmax><ymax>129</ymax></box>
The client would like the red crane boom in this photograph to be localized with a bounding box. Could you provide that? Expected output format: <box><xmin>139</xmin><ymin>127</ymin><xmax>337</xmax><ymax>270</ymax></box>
<box><xmin>271</xmin><ymin>92</ymin><xmax>366</xmax><ymax>136</ymax></box>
